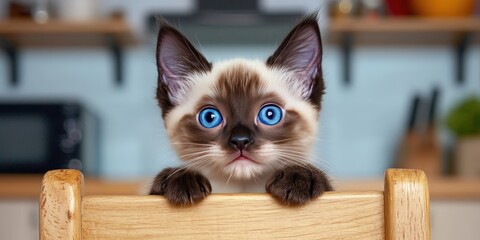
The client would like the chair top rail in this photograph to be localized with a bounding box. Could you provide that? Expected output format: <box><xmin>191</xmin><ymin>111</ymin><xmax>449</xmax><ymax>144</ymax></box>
<box><xmin>40</xmin><ymin>169</ymin><xmax>430</xmax><ymax>240</ymax></box>
<box><xmin>82</xmin><ymin>192</ymin><xmax>385</xmax><ymax>240</ymax></box>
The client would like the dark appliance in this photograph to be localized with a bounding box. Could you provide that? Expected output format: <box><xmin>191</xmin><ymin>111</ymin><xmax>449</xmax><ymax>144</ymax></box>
<box><xmin>0</xmin><ymin>102</ymin><xmax>98</xmax><ymax>174</ymax></box>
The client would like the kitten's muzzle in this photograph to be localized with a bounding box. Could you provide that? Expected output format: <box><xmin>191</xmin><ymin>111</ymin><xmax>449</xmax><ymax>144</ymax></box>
<box><xmin>229</xmin><ymin>125</ymin><xmax>253</xmax><ymax>150</ymax></box>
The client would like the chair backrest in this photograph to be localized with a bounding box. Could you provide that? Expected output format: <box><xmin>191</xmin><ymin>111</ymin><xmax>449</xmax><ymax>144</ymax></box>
<box><xmin>39</xmin><ymin>168</ymin><xmax>430</xmax><ymax>240</ymax></box>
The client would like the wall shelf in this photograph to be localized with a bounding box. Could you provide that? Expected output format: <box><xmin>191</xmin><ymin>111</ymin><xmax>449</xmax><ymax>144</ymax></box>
<box><xmin>330</xmin><ymin>17</ymin><xmax>480</xmax><ymax>33</ymax></box>
<box><xmin>0</xmin><ymin>19</ymin><xmax>136</xmax><ymax>87</ymax></box>
<box><xmin>328</xmin><ymin>17</ymin><xmax>480</xmax><ymax>85</ymax></box>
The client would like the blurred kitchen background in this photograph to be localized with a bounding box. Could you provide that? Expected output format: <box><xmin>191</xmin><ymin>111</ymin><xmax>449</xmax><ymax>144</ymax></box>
<box><xmin>0</xmin><ymin>0</ymin><xmax>479</xmax><ymax>239</ymax></box>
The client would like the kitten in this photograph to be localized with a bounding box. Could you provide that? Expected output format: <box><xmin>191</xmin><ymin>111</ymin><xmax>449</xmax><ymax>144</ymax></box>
<box><xmin>149</xmin><ymin>15</ymin><xmax>332</xmax><ymax>206</ymax></box>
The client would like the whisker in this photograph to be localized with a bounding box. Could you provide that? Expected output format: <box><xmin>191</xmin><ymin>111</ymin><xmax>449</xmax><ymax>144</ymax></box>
<box><xmin>226</xmin><ymin>170</ymin><xmax>234</xmax><ymax>185</ymax></box>
<box><xmin>179</xmin><ymin>151</ymin><xmax>222</xmax><ymax>159</ymax></box>
<box><xmin>171</xmin><ymin>141</ymin><xmax>216</xmax><ymax>146</ymax></box>
<box><xmin>270</xmin><ymin>136</ymin><xmax>319</xmax><ymax>144</ymax></box>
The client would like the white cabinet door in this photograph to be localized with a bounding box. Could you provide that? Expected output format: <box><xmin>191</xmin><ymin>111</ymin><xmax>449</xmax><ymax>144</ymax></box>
<box><xmin>431</xmin><ymin>201</ymin><xmax>480</xmax><ymax>240</ymax></box>
<box><xmin>0</xmin><ymin>200</ymin><xmax>38</xmax><ymax>240</ymax></box>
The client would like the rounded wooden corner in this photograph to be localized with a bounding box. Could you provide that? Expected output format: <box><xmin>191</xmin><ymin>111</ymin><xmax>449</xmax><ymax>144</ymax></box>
<box><xmin>40</xmin><ymin>169</ymin><xmax>84</xmax><ymax>240</ymax></box>
<box><xmin>42</xmin><ymin>169</ymin><xmax>84</xmax><ymax>187</ymax></box>
<box><xmin>384</xmin><ymin>168</ymin><xmax>430</xmax><ymax>240</ymax></box>
<box><xmin>385</xmin><ymin>168</ymin><xmax>428</xmax><ymax>185</ymax></box>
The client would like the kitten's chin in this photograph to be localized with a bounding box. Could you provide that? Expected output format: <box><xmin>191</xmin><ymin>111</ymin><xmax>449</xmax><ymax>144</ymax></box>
<box><xmin>224</xmin><ymin>162</ymin><xmax>265</xmax><ymax>180</ymax></box>
<box><xmin>222</xmin><ymin>153</ymin><xmax>266</xmax><ymax>180</ymax></box>
<box><xmin>228</xmin><ymin>155</ymin><xmax>259</xmax><ymax>165</ymax></box>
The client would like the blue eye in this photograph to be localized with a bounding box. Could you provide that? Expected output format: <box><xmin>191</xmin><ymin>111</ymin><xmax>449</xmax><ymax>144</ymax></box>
<box><xmin>198</xmin><ymin>108</ymin><xmax>223</xmax><ymax>128</ymax></box>
<box><xmin>258</xmin><ymin>104</ymin><xmax>283</xmax><ymax>126</ymax></box>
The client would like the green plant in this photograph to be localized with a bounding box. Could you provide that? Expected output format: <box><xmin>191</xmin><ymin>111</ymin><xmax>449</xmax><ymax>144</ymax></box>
<box><xmin>446</xmin><ymin>96</ymin><xmax>480</xmax><ymax>137</ymax></box>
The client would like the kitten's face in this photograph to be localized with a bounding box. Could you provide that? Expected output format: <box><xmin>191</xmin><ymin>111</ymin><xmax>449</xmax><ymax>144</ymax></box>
<box><xmin>156</xmin><ymin>17</ymin><xmax>324</xmax><ymax>180</ymax></box>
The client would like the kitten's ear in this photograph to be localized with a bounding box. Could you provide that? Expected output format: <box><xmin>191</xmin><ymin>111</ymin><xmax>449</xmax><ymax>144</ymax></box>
<box><xmin>156</xmin><ymin>20</ymin><xmax>211</xmax><ymax>116</ymax></box>
<box><xmin>267</xmin><ymin>15</ymin><xmax>324</xmax><ymax>106</ymax></box>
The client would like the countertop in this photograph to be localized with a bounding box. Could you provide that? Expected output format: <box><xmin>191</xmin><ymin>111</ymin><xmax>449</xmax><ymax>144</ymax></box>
<box><xmin>0</xmin><ymin>174</ymin><xmax>149</xmax><ymax>198</ymax></box>
<box><xmin>1</xmin><ymin>174</ymin><xmax>479</xmax><ymax>200</ymax></box>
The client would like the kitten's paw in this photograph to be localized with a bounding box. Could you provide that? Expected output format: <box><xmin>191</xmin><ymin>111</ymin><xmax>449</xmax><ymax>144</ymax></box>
<box><xmin>149</xmin><ymin>168</ymin><xmax>212</xmax><ymax>206</ymax></box>
<box><xmin>266</xmin><ymin>165</ymin><xmax>332</xmax><ymax>206</ymax></box>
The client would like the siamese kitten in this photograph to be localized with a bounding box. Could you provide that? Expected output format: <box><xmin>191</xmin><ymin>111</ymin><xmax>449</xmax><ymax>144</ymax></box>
<box><xmin>150</xmin><ymin>15</ymin><xmax>332</xmax><ymax>206</ymax></box>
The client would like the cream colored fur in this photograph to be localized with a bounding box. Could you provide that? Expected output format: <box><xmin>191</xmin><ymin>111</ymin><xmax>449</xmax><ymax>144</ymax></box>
<box><xmin>164</xmin><ymin>59</ymin><xmax>320</xmax><ymax>193</ymax></box>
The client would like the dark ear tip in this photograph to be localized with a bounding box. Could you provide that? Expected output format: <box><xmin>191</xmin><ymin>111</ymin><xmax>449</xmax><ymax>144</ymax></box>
<box><xmin>155</xmin><ymin>17</ymin><xmax>182</xmax><ymax>43</ymax></box>
<box><xmin>153</xmin><ymin>16</ymin><xmax>170</xmax><ymax>34</ymax></box>
<box><xmin>297</xmin><ymin>12</ymin><xmax>320</xmax><ymax>29</ymax></box>
<box><xmin>155</xmin><ymin>16</ymin><xmax>172</xmax><ymax>30</ymax></box>
<box><xmin>157</xmin><ymin>23</ymin><xmax>173</xmax><ymax>37</ymax></box>
<box><xmin>304</xmin><ymin>11</ymin><xmax>319</xmax><ymax>21</ymax></box>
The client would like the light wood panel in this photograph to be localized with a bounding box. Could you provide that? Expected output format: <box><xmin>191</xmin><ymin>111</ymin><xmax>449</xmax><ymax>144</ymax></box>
<box><xmin>39</xmin><ymin>169</ymin><xmax>83</xmax><ymax>240</ymax></box>
<box><xmin>82</xmin><ymin>192</ymin><xmax>385</xmax><ymax>240</ymax></box>
<box><xmin>385</xmin><ymin>169</ymin><xmax>430</xmax><ymax>240</ymax></box>
<box><xmin>38</xmin><ymin>169</ymin><xmax>431</xmax><ymax>239</ymax></box>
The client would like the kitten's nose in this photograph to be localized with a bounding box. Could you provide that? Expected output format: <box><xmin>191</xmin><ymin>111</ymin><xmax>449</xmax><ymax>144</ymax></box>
<box><xmin>230</xmin><ymin>136</ymin><xmax>252</xmax><ymax>150</ymax></box>
<box><xmin>229</xmin><ymin>125</ymin><xmax>253</xmax><ymax>150</ymax></box>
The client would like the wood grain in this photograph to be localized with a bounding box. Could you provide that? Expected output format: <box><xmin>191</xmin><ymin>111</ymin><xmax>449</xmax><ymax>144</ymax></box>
<box><xmin>82</xmin><ymin>192</ymin><xmax>385</xmax><ymax>240</ymax></box>
<box><xmin>39</xmin><ymin>170</ymin><xmax>84</xmax><ymax>240</ymax></box>
<box><xmin>385</xmin><ymin>169</ymin><xmax>430</xmax><ymax>240</ymax></box>
<box><xmin>38</xmin><ymin>169</ymin><xmax>431</xmax><ymax>239</ymax></box>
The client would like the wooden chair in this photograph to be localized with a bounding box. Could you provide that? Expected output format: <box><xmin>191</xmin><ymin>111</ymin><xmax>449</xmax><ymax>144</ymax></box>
<box><xmin>39</xmin><ymin>168</ymin><xmax>430</xmax><ymax>239</ymax></box>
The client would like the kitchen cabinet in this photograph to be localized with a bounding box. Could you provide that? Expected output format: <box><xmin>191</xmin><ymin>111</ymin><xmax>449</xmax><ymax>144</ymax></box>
<box><xmin>431</xmin><ymin>201</ymin><xmax>480</xmax><ymax>240</ymax></box>
<box><xmin>0</xmin><ymin>200</ymin><xmax>38</xmax><ymax>240</ymax></box>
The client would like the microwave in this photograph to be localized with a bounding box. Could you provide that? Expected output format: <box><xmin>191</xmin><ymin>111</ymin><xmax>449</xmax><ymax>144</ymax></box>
<box><xmin>0</xmin><ymin>102</ymin><xmax>99</xmax><ymax>174</ymax></box>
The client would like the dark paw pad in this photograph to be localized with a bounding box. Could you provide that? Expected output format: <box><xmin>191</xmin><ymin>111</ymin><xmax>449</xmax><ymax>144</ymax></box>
<box><xmin>149</xmin><ymin>168</ymin><xmax>212</xmax><ymax>206</ymax></box>
<box><xmin>266</xmin><ymin>165</ymin><xmax>332</xmax><ymax>206</ymax></box>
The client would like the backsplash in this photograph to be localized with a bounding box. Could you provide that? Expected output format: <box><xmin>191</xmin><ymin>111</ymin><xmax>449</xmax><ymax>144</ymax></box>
<box><xmin>0</xmin><ymin>0</ymin><xmax>478</xmax><ymax>179</ymax></box>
